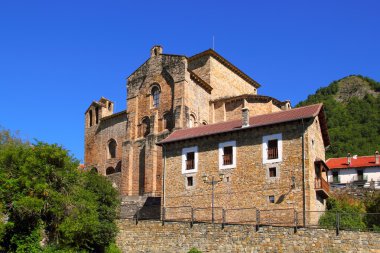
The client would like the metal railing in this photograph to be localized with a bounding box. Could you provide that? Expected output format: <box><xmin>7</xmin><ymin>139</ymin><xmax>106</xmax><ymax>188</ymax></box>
<box><xmin>155</xmin><ymin>206</ymin><xmax>380</xmax><ymax>234</ymax></box>
<box><xmin>186</xmin><ymin>160</ymin><xmax>194</xmax><ymax>170</ymax></box>
<box><xmin>267</xmin><ymin>147</ymin><xmax>278</xmax><ymax>160</ymax></box>
<box><xmin>223</xmin><ymin>154</ymin><xmax>232</xmax><ymax>165</ymax></box>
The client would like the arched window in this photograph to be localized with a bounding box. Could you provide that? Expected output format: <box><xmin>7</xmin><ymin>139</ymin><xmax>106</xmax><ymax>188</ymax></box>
<box><xmin>115</xmin><ymin>161</ymin><xmax>121</xmax><ymax>173</ymax></box>
<box><xmin>140</xmin><ymin>117</ymin><xmax>150</xmax><ymax>137</ymax></box>
<box><xmin>90</xmin><ymin>167</ymin><xmax>98</xmax><ymax>173</ymax></box>
<box><xmin>106</xmin><ymin>167</ymin><xmax>115</xmax><ymax>175</ymax></box>
<box><xmin>202</xmin><ymin>120</ymin><xmax>208</xmax><ymax>125</ymax></box>
<box><xmin>189</xmin><ymin>114</ymin><xmax>196</xmax><ymax>128</ymax></box>
<box><xmin>151</xmin><ymin>86</ymin><xmax>160</xmax><ymax>108</ymax></box>
<box><xmin>89</xmin><ymin>110</ymin><xmax>93</xmax><ymax>127</ymax></box>
<box><xmin>163</xmin><ymin>112</ymin><xmax>173</xmax><ymax>131</ymax></box>
<box><xmin>108</xmin><ymin>139</ymin><xmax>117</xmax><ymax>159</ymax></box>
<box><xmin>95</xmin><ymin>107</ymin><xmax>99</xmax><ymax>124</ymax></box>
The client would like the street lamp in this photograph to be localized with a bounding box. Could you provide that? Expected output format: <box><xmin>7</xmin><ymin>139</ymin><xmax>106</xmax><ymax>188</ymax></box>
<box><xmin>202</xmin><ymin>172</ymin><xmax>224</xmax><ymax>224</ymax></box>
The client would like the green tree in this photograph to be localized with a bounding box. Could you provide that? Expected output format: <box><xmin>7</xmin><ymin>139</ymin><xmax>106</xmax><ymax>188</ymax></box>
<box><xmin>319</xmin><ymin>196</ymin><xmax>366</xmax><ymax>230</ymax></box>
<box><xmin>0</xmin><ymin>129</ymin><xmax>119</xmax><ymax>252</ymax></box>
<box><xmin>364</xmin><ymin>192</ymin><xmax>380</xmax><ymax>231</ymax></box>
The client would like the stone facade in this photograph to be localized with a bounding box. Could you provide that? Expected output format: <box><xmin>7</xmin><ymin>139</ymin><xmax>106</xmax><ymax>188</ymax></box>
<box><xmin>84</xmin><ymin>46</ymin><xmax>289</xmax><ymax>211</ymax></box>
<box><xmin>161</xmin><ymin>111</ymin><xmax>330</xmax><ymax>224</ymax></box>
<box><xmin>116</xmin><ymin>219</ymin><xmax>380</xmax><ymax>253</ymax></box>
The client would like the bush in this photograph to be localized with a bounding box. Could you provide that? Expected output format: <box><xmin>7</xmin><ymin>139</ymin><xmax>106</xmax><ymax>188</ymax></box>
<box><xmin>188</xmin><ymin>248</ymin><xmax>202</xmax><ymax>253</ymax></box>
<box><xmin>0</xmin><ymin>129</ymin><xmax>119</xmax><ymax>252</ymax></box>
<box><xmin>319</xmin><ymin>196</ymin><xmax>366</xmax><ymax>230</ymax></box>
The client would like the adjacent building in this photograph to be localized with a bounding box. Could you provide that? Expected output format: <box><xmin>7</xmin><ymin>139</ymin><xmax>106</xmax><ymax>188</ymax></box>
<box><xmin>326</xmin><ymin>152</ymin><xmax>380</xmax><ymax>189</ymax></box>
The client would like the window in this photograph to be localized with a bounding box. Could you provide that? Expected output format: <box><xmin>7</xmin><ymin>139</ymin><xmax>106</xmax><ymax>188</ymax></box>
<box><xmin>332</xmin><ymin>171</ymin><xmax>339</xmax><ymax>183</ymax></box>
<box><xmin>140</xmin><ymin>117</ymin><xmax>150</xmax><ymax>137</ymax></box>
<box><xmin>219</xmin><ymin>141</ymin><xmax>237</xmax><ymax>170</ymax></box>
<box><xmin>163</xmin><ymin>112</ymin><xmax>173</xmax><ymax>131</ymax></box>
<box><xmin>267</xmin><ymin>140</ymin><xmax>278</xmax><ymax>159</ymax></box>
<box><xmin>95</xmin><ymin>107</ymin><xmax>99</xmax><ymax>124</ymax></box>
<box><xmin>189</xmin><ymin>114</ymin><xmax>196</xmax><ymax>128</ymax></box>
<box><xmin>108</xmin><ymin>102</ymin><xmax>112</xmax><ymax>111</ymax></box>
<box><xmin>263</xmin><ymin>133</ymin><xmax>282</xmax><ymax>164</ymax></box>
<box><xmin>269</xmin><ymin>195</ymin><xmax>275</xmax><ymax>203</ymax></box>
<box><xmin>182</xmin><ymin>146</ymin><xmax>198</xmax><ymax>174</ymax></box>
<box><xmin>151</xmin><ymin>86</ymin><xmax>160</xmax><ymax>108</ymax></box>
<box><xmin>108</xmin><ymin>139</ymin><xmax>117</xmax><ymax>159</ymax></box>
<box><xmin>357</xmin><ymin>170</ymin><xmax>364</xmax><ymax>181</ymax></box>
<box><xmin>186</xmin><ymin>152</ymin><xmax>195</xmax><ymax>170</ymax></box>
<box><xmin>187</xmin><ymin>176</ymin><xmax>194</xmax><ymax>187</ymax></box>
<box><xmin>89</xmin><ymin>110</ymin><xmax>93</xmax><ymax>127</ymax></box>
<box><xmin>106</xmin><ymin>167</ymin><xmax>115</xmax><ymax>175</ymax></box>
<box><xmin>269</xmin><ymin>167</ymin><xmax>277</xmax><ymax>177</ymax></box>
<box><xmin>115</xmin><ymin>161</ymin><xmax>121</xmax><ymax>173</ymax></box>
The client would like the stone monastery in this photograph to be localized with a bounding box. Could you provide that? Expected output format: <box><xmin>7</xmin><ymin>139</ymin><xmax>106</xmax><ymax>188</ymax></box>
<box><xmin>85</xmin><ymin>46</ymin><xmax>330</xmax><ymax>220</ymax></box>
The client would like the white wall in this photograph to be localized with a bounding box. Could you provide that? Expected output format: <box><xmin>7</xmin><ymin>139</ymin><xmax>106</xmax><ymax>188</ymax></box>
<box><xmin>328</xmin><ymin>166</ymin><xmax>380</xmax><ymax>189</ymax></box>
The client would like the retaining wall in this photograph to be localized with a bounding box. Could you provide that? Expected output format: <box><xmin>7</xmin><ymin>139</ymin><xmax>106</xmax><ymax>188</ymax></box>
<box><xmin>116</xmin><ymin>219</ymin><xmax>380</xmax><ymax>253</ymax></box>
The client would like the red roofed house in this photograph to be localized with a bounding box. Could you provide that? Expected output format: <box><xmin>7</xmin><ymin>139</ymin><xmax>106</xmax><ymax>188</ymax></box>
<box><xmin>158</xmin><ymin>103</ymin><xmax>331</xmax><ymax>226</ymax></box>
<box><xmin>326</xmin><ymin>152</ymin><xmax>380</xmax><ymax>189</ymax></box>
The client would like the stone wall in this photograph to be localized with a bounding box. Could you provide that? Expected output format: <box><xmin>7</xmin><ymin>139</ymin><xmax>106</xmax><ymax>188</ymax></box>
<box><xmin>163</xmin><ymin>119</ymin><xmax>327</xmax><ymax>224</ymax></box>
<box><xmin>331</xmin><ymin>186</ymin><xmax>380</xmax><ymax>201</ymax></box>
<box><xmin>116</xmin><ymin>219</ymin><xmax>380</xmax><ymax>253</ymax></box>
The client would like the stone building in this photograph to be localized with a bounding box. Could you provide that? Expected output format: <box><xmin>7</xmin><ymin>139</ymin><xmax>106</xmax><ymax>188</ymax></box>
<box><xmin>84</xmin><ymin>46</ymin><xmax>320</xmax><ymax>217</ymax></box>
<box><xmin>158</xmin><ymin>103</ymin><xmax>330</xmax><ymax>225</ymax></box>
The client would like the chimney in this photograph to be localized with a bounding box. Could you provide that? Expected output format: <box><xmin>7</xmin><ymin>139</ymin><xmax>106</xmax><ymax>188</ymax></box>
<box><xmin>242</xmin><ymin>107</ymin><xmax>250</xmax><ymax>128</ymax></box>
<box><xmin>375</xmin><ymin>151</ymin><xmax>379</xmax><ymax>165</ymax></box>
<box><xmin>150</xmin><ymin>45</ymin><xmax>163</xmax><ymax>57</ymax></box>
<box><xmin>347</xmin><ymin>153</ymin><xmax>351</xmax><ymax>165</ymax></box>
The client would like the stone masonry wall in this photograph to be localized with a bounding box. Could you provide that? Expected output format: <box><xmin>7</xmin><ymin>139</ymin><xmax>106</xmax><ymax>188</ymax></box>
<box><xmin>116</xmin><ymin>219</ymin><xmax>380</xmax><ymax>253</ymax></box>
<box><xmin>164</xmin><ymin>120</ymin><xmax>309</xmax><ymax>223</ymax></box>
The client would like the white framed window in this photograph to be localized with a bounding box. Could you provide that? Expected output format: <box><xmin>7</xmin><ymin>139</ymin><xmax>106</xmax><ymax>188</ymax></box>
<box><xmin>182</xmin><ymin>146</ymin><xmax>198</xmax><ymax>174</ymax></box>
<box><xmin>219</xmin><ymin>140</ymin><xmax>237</xmax><ymax>170</ymax></box>
<box><xmin>263</xmin><ymin>133</ymin><xmax>282</xmax><ymax>164</ymax></box>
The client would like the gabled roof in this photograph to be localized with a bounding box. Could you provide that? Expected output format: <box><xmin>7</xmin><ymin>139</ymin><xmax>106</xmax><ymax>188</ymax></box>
<box><xmin>326</xmin><ymin>156</ymin><xmax>380</xmax><ymax>170</ymax></box>
<box><xmin>188</xmin><ymin>69</ymin><xmax>213</xmax><ymax>94</ymax></box>
<box><xmin>158</xmin><ymin>103</ymin><xmax>329</xmax><ymax>146</ymax></box>
<box><xmin>188</xmin><ymin>49</ymin><xmax>261</xmax><ymax>89</ymax></box>
<box><xmin>210</xmin><ymin>94</ymin><xmax>289</xmax><ymax>108</ymax></box>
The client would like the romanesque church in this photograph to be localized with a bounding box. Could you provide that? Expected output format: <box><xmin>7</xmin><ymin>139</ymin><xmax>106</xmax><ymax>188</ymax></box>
<box><xmin>84</xmin><ymin>46</ymin><xmax>306</xmax><ymax>215</ymax></box>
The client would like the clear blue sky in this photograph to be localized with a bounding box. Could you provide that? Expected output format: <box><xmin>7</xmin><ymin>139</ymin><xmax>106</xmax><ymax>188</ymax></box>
<box><xmin>1</xmin><ymin>1</ymin><xmax>379</xmax><ymax>162</ymax></box>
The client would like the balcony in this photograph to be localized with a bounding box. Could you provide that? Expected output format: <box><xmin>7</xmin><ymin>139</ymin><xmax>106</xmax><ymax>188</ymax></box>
<box><xmin>315</xmin><ymin>177</ymin><xmax>330</xmax><ymax>198</ymax></box>
<box><xmin>267</xmin><ymin>147</ymin><xmax>278</xmax><ymax>160</ymax></box>
<box><xmin>223</xmin><ymin>154</ymin><xmax>232</xmax><ymax>165</ymax></box>
<box><xmin>186</xmin><ymin>160</ymin><xmax>194</xmax><ymax>170</ymax></box>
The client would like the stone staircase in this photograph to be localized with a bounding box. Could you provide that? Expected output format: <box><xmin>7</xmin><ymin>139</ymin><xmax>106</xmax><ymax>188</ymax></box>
<box><xmin>119</xmin><ymin>196</ymin><xmax>161</xmax><ymax>219</ymax></box>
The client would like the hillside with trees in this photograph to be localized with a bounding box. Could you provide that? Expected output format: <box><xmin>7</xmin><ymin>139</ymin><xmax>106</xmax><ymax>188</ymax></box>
<box><xmin>296</xmin><ymin>75</ymin><xmax>380</xmax><ymax>158</ymax></box>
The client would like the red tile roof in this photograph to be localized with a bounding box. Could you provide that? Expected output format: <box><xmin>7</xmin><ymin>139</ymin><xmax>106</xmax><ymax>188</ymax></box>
<box><xmin>158</xmin><ymin>103</ymin><xmax>329</xmax><ymax>145</ymax></box>
<box><xmin>326</xmin><ymin>156</ymin><xmax>380</xmax><ymax>169</ymax></box>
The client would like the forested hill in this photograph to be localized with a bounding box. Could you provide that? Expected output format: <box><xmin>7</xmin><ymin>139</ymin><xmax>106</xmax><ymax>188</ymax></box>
<box><xmin>296</xmin><ymin>75</ymin><xmax>380</xmax><ymax>158</ymax></box>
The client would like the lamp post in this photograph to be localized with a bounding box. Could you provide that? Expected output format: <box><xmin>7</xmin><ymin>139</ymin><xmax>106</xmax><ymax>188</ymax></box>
<box><xmin>202</xmin><ymin>173</ymin><xmax>224</xmax><ymax>224</ymax></box>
